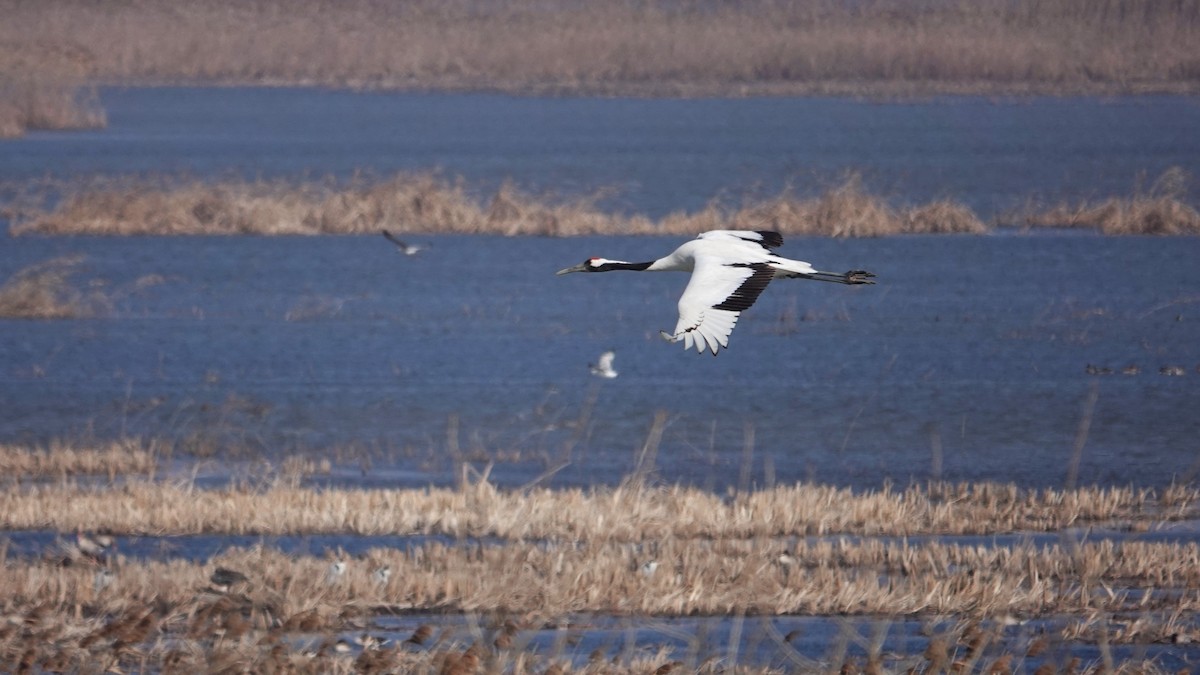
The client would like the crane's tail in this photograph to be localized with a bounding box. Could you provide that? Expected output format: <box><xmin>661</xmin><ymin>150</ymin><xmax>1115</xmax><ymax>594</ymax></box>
<box><xmin>785</xmin><ymin>269</ymin><xmax>875</xmax><ymax>284</ymax></box>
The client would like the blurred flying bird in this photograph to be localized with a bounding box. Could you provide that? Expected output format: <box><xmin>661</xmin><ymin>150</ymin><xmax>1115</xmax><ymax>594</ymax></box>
<box><xmin>93</xmin><ymin>567</ymin><xmax>115</xmax><ymax>593</ymax></box>
<box><xmin>372</xmin><ymin>564</ymin><xmax>391</xmax><ymax>586</ymax></box>
<box><xmin>382</xmin><ymin>230</ymin><xmax>426</xmax><ymax>256</ymax></box>
<box><xmin>557</xmin><ymin>230</ymin><xmax>873</xmax><ymax>355</ymax></box>
<box><xmin>326</xmin><ymin>559</ymin><xmax>347</xmax><ymax>584</ymax></box>
<box><xmin>589</xmin><ymin>350</ymin><xmax>618</xmax><ymax>378</ymax></box>
<box><xmin>210</xmin><ymin>566</ymin><xmax>249</xmax><ymax>592</ymax></box>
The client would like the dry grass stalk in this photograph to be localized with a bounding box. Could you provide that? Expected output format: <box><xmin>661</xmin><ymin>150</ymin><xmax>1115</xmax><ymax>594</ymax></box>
<box><xmin>13</xmin><ymin>170</ymin><xmax>1196</xmax><ymax>237</ymax></box>
<box><xmin>0</xmin><ymin>439</ymin><xmax>158</xmax><ymax>478</ymax></box>
<box><xmin>0</xmin><ymin>254</ymin><xmax>111</xmax><ymax>319</ymax></box>
<box><xmin>0</xmin><ymin>479</ymin><xmax>1194</xmax><ymax>540</ymax></box>
<box><xmin>3</xmin><ymin>538</ymin><xmax>1200</xmax><ymax>624</ymax></box>
<box><xmin>1</xmin><ymin>0</ymin><xmax>1198</xmax><ymax>97</ymax></box>
<box><xmin>0</xmin><ymin>77</ymin><xmax>106</xmax><ymax>139</ymax></box>
<box><xmin>7</xmin><ymin>173</ymin><xmax>989</xmax><ymax>238</ymax></box>
<box><xmin>0</xmin><ymin>41</ymin><xmax>106</xmax><ymax>138</ymax></box>
<box><xmin>1020</xmin><ymin>167</ymin><xmax>1200</xmax><ymax>234</ymax></box>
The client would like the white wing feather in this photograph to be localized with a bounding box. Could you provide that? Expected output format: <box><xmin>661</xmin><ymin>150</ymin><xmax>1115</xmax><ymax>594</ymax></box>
<box><xmin>668</xmin><ymin>253</ymin><xmax>763</xmax><ymax>354</ymax></box>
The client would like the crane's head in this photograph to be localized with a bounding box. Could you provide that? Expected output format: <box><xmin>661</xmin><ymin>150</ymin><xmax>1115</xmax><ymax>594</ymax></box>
<box><xmin>556</xmin><ymin>257</ymin><xmax>613</xmax><ymax>275</ymax></box>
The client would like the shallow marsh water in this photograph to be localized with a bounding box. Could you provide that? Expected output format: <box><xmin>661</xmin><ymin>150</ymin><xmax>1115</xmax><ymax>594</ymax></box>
<box><xmin>1</xmin><ymin>88</ymin><xmax>1199</xmax><ymax>670</ymax></box>
<box><xmin>1</xmin><ymin>89</ymin><xmax>1199</xmax><ymax>490</ymax></box>
<box><xmin>2</xmin><ymin>232</ymin><xmax>1198</xmax><ymax>490</ymax></box>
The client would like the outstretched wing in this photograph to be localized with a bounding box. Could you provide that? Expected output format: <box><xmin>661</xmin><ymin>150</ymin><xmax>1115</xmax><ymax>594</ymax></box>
<box><xmin>697</xmin><ymin>230</ymin><xmax>784</xmax><ymax>250</ymax></box>
<box><xmin>597</xmin><ymin>350</ymin><xmax>615</xmax><ymax>371</ymax></box>
<box><xmin>665</xmin><ymin>257</ymin><xmax>775</xmax><ymax>355</ymax></box>
<box><xmin>382</xmin><ymin>230</ymin><xmax>408</xmax><ymax>249</ymax></box>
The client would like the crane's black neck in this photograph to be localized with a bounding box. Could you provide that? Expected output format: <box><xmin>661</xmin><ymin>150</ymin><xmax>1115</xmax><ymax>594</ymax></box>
<box><xmin>596</xmin><ymin>260</ymin><xmax>653</xmax><ymax>272</ymax></box>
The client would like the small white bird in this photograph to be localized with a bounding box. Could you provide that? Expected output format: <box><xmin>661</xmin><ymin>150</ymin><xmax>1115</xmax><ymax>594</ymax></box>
<box><xmin>93</xmin><ymin>567</ymin><xmax>115</xmax><ymax>593</ymax></box>
<box><xmin>589</xmin><ymin>350</ymin><xmax>618</xmax><ymax>378</ymax></box>
<box><xmin>557</xmin><ymin>230</ymin><xmax>874</xmax><ymax>355</ymax></box>
<box><xmin>382</xmin><ymin>230</ymin><xmax>426</xmax><ymax>256</ymax></box>
<box><xmin>326</xmin><ymin>560</ymin><xmax>347</xmax><ymax>584</ymax></box>
<box><xmin>639</xmin><ymin>560</ymin><xmax>659</xmax><ymax>577</ymax></box>
<box><xmin>372</xmin><ymin>565</ymin><xmax>391</xmax><ymax>586</ymax></box>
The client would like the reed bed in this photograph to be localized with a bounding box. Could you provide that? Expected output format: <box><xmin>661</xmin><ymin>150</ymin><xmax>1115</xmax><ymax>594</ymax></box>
<box><xmin>1019</xmin><ymin>167</ymin><xmax>1200</xmax><ymax>235</ymax></box>
<box><xmin>0</xmin><ymin>538</ymin><xmax>1195</xmax><ymax>672</ymax></box>
<box><xmin>6</xmin><ymin>537</ymin><xmax>1195</xmax><ymax>619</ymax></box>
<box><xmin>10</xmin><ymin>171</ymin><xmax>1198</xmax><ymax>237</ymax></box>
<box><xmin>0</xmin><ymin>439</ymin><xmax>158</xmax><ymax>478</ymax></box>
<box><xmin>0</xmin><ymin>254</ymin><xmax>111</xmax><ymax>319</ymax></box>
<box><xmin>0</xmin><ymin>40</ymin><xmax>106</xmax><ymax>137</ymax></box>
<box><xmin>2</xmin><ymin>0</ymin><xmax>1198</xmax><ymax>97</ymax></box>
<box><xmin>1</xmin><ymin>479</ymin><xmax>1195</xmax><ymax>540</ymax></box>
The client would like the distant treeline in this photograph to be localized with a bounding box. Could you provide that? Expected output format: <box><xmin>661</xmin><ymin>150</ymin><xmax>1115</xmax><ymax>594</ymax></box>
<box><xmin>5</xmin><ymin>170</ymin><xmax>1198</xmax><ymax>237</ymax></box>
<box><xmin>2</xmin><ymin>0</ymin><xmax>1200</xmax><ymax>136</ymax></box>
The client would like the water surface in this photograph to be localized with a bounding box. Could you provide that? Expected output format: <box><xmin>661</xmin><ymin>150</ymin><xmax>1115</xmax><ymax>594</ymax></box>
<box><xmin>2</xmin><ymin>90</ymin><xmax>1199</xmax><ymax>491</ymax></box>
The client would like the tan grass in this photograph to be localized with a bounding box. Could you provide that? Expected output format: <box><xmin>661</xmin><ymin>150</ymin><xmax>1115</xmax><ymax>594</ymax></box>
<box><xmin>0</xmin><ymin>254</ymin><xmax>111</xmax><ymax>319</ymax></box>
<box><xmin>3</xmin><ymin>538</ymin><xmax>1199</xmax><ymax>629</ymax></box>
<box><xmin>1020</xmin><ymin>167</ymin><xmax>1200</xmax><ymax>234</ymax></box>
<box><xmin>1</xmin><ymin>0</ymin><xmax>1198</xmax><ymax>96</ymax></box>
<box><xmin>1</xmin><ymin>478</ymin><xmax>1194</xmax><ymax>541</ymax></box>
<box><xmin>0</xmin><ymin>76</ymin><xmax>106</xmax><ymax>139</ymax></box>
<box><xmin>7</xmin><ymin>171</ymin><xmax>1198</xmax><ymax>236</ymax></box>
<box><xmin>0</xmin><ymin>439</ymin><xmax>158</xmax><ymax>478</ymax></box>
<box><xmin>0</xmin><ymin>40</ymin><xmax>106</xmax><ymax>138</ymax></box>
<box><xmin>6</xmin><ymin>173</ymin><xmax>989</xmax><ymax>238</ymax></box>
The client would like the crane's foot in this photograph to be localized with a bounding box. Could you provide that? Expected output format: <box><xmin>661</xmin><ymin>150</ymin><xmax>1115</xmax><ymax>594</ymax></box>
<box><xmin>845</xmin><ymin>270</ymin><xmax>876</xmax><ymax>285</ymax></box>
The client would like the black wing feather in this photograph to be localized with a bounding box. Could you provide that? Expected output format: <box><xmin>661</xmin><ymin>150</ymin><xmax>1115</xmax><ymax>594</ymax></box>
<box><xmin>713</xmin><ymin>263</ymin><xmax>775</xmax><ymax>312</ymax></box>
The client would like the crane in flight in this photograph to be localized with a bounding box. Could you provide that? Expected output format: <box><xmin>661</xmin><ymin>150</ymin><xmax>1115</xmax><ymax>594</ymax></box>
<box><xmin>556</xmin><ymin>230</ymin><xmax>874</xmax><ymax>355</ymax></box>
<box><xmin>382</xmin><ymin>230</ymin><xmax>427</xmax><ymax>256</ymax></box>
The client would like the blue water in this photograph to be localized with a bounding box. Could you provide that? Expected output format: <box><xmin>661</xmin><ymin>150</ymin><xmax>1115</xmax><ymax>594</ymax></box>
<box><xmin>4</xmin><ymin>88</ymin><xmax>1200</xmax><ymax>218</ymax></box>
<box><xmin>2</xmin><ymin>89</ymin><xmax>1199</xmax><ymax>491</ymax></box>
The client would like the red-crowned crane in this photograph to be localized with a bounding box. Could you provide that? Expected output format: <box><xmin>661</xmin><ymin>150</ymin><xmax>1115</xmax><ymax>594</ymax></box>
<box><xmin>556</xmin><ymin>230</ymin><xmax>875</xmax><ymax>355</ymax></box>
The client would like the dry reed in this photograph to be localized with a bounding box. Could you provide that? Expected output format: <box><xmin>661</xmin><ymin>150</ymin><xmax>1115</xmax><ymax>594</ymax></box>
<box><xmin>10</xmin><ymin>170</ymin><xmax>1196</xmax><ymax>237</ymax></box>
<box><xmin>1</xmin><ymin>0</ymin><xmax>1198</xmax><ymax>97</ymax></box>
<box><xmin>0</xmin><ymin>40</ymin><xmax>106</xmax><ymax>137</ymax></box>
<box><xmin>1020</xmin><ymin>167</ymin><xmax>1200</xmax><ymax>234</ymax></box>
<box><xmin>2</xmin><ymin>538</ymin><xmax>1198</xmax><ymax>642</ymax></box>
<box><xmin>0</xmin><ymin>439</ymin><xmax>158</xmax><ymax>478</ymax></box>
<box><xmin>1</xmin><ymin>478</ymin><xmax>1194</xmax><ymax>540</ymax></box>
<box><xmin>0</xmin><ymin>254</ymin><xmax>111</xmax><ymax>319</ymax></box>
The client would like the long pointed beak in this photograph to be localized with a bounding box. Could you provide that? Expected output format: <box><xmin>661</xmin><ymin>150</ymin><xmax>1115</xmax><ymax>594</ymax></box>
<box><xmin>556</xmin><ymin>263</ymin><xmax>588</xmax><ymax>276</ymax></box>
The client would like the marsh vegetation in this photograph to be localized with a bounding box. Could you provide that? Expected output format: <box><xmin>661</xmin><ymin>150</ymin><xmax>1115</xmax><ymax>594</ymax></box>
<box><xmin>1</xmin><ymin>441</ymin><xmax>1198</xmax><ymax>672</ymax></box>
<box><xmin>7</xmin><ymin>170</ymin><xmax>1199</xmax><ymax>238</ymax></box>
<box><xmin>2</xmin><ymin>0</ymin><xmax>1199</xmax><ymax>138</ymax></box>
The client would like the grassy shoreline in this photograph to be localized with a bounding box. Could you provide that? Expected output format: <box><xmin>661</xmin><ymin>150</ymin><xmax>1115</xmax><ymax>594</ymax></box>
<box><xmin>3</xmin><ymin>0</ymin><xmax>1198</xmax><ymax>98</ymax></box>
<box><xmin>0</xmin><ymin>437</ymin><xmax>1196</xmax><ymax>671</ymax></box>
<box><xmin>1</xmin><ymin>481</ymin><xmax>1197</xmax><ymax>672</ymax></box>
<box><xmin>2</xmin><ymin>0</ymin><xmax>1199</xmax><ymax>140</ymax></box>
<box><xmin>5</xmin><ymin>171</ymin><xmax>1199</xmax><ymax>237</ymax></box>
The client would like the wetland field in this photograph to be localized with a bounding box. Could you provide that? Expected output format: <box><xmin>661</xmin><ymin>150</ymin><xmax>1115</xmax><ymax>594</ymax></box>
<box><xmin>3</xmin><ymin>3</ymin><xmax>1200</xmax><ymax>671</ymax></box>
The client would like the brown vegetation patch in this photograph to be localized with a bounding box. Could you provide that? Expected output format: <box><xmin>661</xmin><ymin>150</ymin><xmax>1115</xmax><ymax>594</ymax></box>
<box><xmin>1</xmin><ymin>0</ymin><xmax>1199</xmax><ymax>97</ymax></box>
<box><xmin>1021</xmin><ymin>168</ymin><xmax>1200</xmax><ymax>234</ymax></box>
<box><xmin>10</xmin><ymin>170</ymin><xmax>1196</xmax><ymax>237</ymax></box>
<box><xmin>0</xmin><ymin>537</ymin><xmax>1194</xmax><ymax>671</ymax></box>
<box><xmin>1</xmin><ymin>478</ymin><xmax>1195</xmax><ymax>540</ymax></box>
<box><xmin>0</xmin><ymin>40</ymin><xmax>106</xmax><ymax>138</ymax></box>
<box><xmin>5</xmin><ymin>173</ymin><xmax>990</xmax><ymax>238</ymax></box>
<box><xmin>0</xmin><ymin>254</ymin><xmax>111</xmax><ymax>319</ymax></box>
<box><xmin>0</xmin><ymin>439</ymin><xmax>158</xmax><ymax>478</ymax></box>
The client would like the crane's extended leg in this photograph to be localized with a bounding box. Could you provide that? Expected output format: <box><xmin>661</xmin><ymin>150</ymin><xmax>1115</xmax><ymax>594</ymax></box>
<box><xmin>788</xmin><ymin>270</ymin><xmax>876</xmax><ymax>284</ymax></box>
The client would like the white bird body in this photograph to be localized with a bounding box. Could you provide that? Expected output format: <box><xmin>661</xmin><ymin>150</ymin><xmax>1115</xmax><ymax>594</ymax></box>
<box><xmin>557</xmin><ymin>230</ymin><xmax>874</xmax><ymax>355</ymax></box>
<box><xmin>589</xmin><ymin>350</ymin><xmax>618</xmax><ymax>378</ymax></box>
<box><xmin>382</xmin><ymin>230</ymin><xmax>426</xmax><ymax>256</ymax></box>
